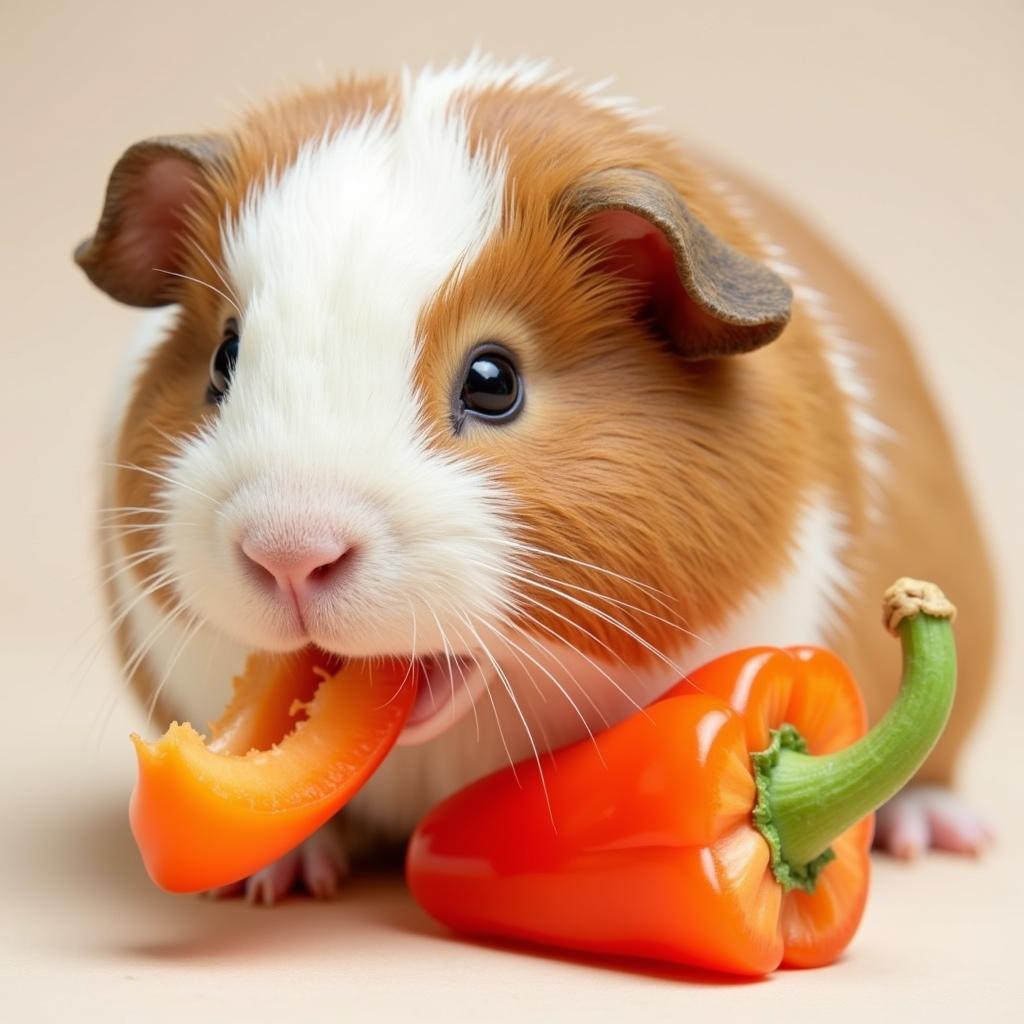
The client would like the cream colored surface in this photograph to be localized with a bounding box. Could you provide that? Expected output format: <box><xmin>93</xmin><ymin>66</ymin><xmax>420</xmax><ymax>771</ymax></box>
<box><xmin>2</xmin><ymin>1</ymin><xmax>1021</xmax><ymax>1020</ymax></box>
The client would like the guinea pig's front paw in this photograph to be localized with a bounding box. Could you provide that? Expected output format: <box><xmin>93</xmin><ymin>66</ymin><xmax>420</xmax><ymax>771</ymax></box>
<box><xmin>203</xmin><ymin>822</ymin><xmax>350</xmax><ymax>905</ymax></box>
<box><xmin>874</xmin><ymin>785</ymin><xmax>993</xmax><ymax>858</ymax></box>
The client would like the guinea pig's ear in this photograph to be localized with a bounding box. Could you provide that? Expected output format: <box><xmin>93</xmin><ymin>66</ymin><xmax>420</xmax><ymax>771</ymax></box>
<box><xmin>74</xmin><ymin>135</ymin><xmax>226</xmax><ymax>307</ymax></box>
<box><xmin>565</xmin><ymin>168</ymin><xmax>792</xmax><ymax>358</ymax></box>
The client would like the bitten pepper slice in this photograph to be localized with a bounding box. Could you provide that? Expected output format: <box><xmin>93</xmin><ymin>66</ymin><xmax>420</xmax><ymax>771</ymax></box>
<box><xmin>131</xmin><ymin>650</ymin><xmax>418</xmax><ymax>893</ymax></box>
<box><xmin>406</xmin><ymin>578</ymin><xmax>956</xmax><ymax>976</ymax></box>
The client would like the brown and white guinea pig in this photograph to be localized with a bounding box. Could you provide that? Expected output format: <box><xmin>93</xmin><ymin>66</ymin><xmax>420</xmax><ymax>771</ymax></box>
<box><xmin>77</xmin><ymin>56</ymin><xmax>995</xmax><ymax>901</ymax></box>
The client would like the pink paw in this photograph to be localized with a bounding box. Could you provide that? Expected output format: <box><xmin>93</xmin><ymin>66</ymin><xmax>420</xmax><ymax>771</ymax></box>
<box><xmin>204</xmin><ymin>823</ymin><xmax>350</xmax><ymax>905</ymax></box>
<box><xmin>874</xmin><ymin>785</ymin><xmax>993</xmax><ymax>858</ymax></box>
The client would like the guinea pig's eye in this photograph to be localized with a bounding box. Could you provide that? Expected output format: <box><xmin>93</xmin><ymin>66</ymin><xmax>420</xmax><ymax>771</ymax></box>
<box><xmin>207</xmin><ymin>319</ymin><xmax>239</xmax><ymax>403</ymax></box>
<box><xmin>457</xmin><ymin>343</ymin><xmax>523</xmax><ymax>426</ymax></box>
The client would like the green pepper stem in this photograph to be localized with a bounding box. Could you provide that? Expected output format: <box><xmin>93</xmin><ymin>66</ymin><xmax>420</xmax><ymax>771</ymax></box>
<box><xmin>757</xmin><ymin>578</ymin><xmax>957</xmax><ymax>882</ymax></box>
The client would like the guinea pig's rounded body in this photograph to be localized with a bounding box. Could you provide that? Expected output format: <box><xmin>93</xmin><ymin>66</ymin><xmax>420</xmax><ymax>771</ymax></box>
<box><xmin>86</xmin><ymin>57</ymin><xmax>994</xmax><ymax>872</ymax></box>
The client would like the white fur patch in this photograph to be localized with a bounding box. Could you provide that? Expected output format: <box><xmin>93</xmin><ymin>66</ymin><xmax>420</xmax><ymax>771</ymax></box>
<box><xmin>150</xmin><ymin>62</ymin><xmax>522</xmax><ymax>673</ymax></box>
<box><xmin>696</xmin><ymin>495</ymin><xmax>853</xmax><ymax>655</ymax></box>
<box><xmin>786</xmin><ymin>278</ymin><xmax>895</xmax><ymax>526</ymax></box>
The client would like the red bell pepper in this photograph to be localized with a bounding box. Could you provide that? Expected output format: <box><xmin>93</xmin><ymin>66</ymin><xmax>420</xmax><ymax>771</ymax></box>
<box><xmin>406</xmin><ymin>578</ymin><xmax>957</xmax><ymax>975</ymax></box>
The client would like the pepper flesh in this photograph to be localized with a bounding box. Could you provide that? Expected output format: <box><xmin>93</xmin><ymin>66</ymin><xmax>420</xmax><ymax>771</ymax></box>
<box><xmin>407</xmin><ymin>580</ymin><xmax>956</xmax><ymax>976</ymax></box>
<box><xmin>131</xmin><ymin>650</ymin><xmax>418</xmax><ymax>893</ymax></box>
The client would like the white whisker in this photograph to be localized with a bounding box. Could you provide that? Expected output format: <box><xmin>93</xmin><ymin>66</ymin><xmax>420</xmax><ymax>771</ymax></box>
<box><xmin>493</xmin><ymin>535</ymin><xmax>677</xmax><ymax>603</ymax></box>
<box><xmin>470</xmin><ymin>623</ymin><xmax>558</xmax><ymax>759</ymax></box>
<box><xmin>189</xmin><ymin>241</ymin><xmax>243</xmax><ymax>310</ymax></box>
<box><xmin>98</xmin><ymin>521</ymin><xmax>197</xmax><ymax>535</ymax></box>
<box><xmin>463</xmin><ymin>563</ymin><xmax>656</xmax><ymax>721</ymax></box>
<box><xmin>512</xmin><ymin>561</ymin><xmax>707</xmax><ymax>645</ymax></box>
<box><xmin>152</xmin><ymin>267</ymin><xmax>240</xmax><ymax>315</ymax></box>
<box><xmin>501</xmin><ymin>593</ymin><xmax>655</xmax><ymax>722</ymax></box>
<box><xmin>146</xmin><ymin>613</ymin><xmax>206</xmax><ymax>727</ymax></box>
<box><xmin>378</xmin><ymin>604</ymin><xmax>420</xmax><ymax>710</ymax></box>
<box><xmin>92</xmin><ymin>592</ymin><xmax>192</xmax><ymax>747</ymax></box>
<box><xmin>99</xmin><ymin>506</ymin><xmax>175</xmax><ymax>520</ymax></box>
<box><xmin>456</xmin><ymin>611</ymin><xmax>554</xmax><ymax>827</ymax></box>
<box><xmin>490</xmin><ymin>603</ymin><xmax>613</xmax><ymax>728</ymax></box>
<box><xmin>443</xmin><ymin>613</ymin><xmax>516</xmax><ymax>773</ymax></box>
<box><xmin>107</xmin><ymin>568</ymin><xmax>186</xmax><ymax>635</ymax></box>
<box><xmin>485</xmin><ymin>576</ymin><xmax>644</xmax><ymax>683</ymax></box>
<box><xmin>472</xmin><ymin>611</ymin><xmax>606</xmax><ymax>765</ymax></box>
<box><xmin>427</xmin><ymin>605</ymin><xmax>477</xmax><ymax>737</ymax></box>
<box><xmin>490</xmin><ymin>566</ymin><xmax>685</xmax><ymax>678</ymax></box>
<box><xmin>96</xmin><ymin>549</ymin><xmax>173</xmax><ymax>590</ymax></box>
<box><xmin>121</xmin><ymin>592</ymin><xmax>192</xmax><ymax>684</ymax></box>
<box><xmin>105</xmin><ymin>461</ymin><xmax>219</xmax><ymax>506</ymax></box>
<box><xmin>151</xmin><ymin>425</ymin><xmax>197</xmax><ymax>458</ymax></box>
<box><xmin>96</xmin><ymin>542</ymin><xmax>170</xmax><ymax>574</ymax></box>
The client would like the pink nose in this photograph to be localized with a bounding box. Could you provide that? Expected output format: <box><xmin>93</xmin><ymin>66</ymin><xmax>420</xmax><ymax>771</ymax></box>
<box><xmin>240</xmin><ymin>535</ymin><xmax>352</xmax><ymax>603</ymax></box>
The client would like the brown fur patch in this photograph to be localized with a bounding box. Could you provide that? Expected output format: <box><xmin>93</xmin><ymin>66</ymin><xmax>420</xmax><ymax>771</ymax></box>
<box><xmin>412</xmin><ymin>82</ymin><xmax>864</xmax><ymax>665</ymax></box>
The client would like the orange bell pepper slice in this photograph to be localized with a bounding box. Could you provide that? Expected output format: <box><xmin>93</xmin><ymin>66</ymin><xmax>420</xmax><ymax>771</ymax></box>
<box><xmin>407</xmin><ymin>578</ymin><xmax>957</xmax><ymax>975</ymax></box>
<box><xmin>131</xmin><ymin>649</ymin><xmax>418</xmax><ymax>893</ymax></box>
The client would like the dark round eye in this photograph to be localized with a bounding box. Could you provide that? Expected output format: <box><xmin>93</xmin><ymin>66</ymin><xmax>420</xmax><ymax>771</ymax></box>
<box><xmin>459</xmin><ymin>343</ymin><xmax>522</xmax><ymax>424</ymax></box>
<box><xmin>208</xmin><ymin>319</ymin><xmax>239</xmax><ymax>403</ymax></box>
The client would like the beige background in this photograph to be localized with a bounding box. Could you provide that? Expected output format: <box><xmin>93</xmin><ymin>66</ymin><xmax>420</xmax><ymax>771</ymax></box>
<box><xmin>2</xmin><ymin>0</ymin><xmax>1022</xmax><ymax>1020</ymax></box>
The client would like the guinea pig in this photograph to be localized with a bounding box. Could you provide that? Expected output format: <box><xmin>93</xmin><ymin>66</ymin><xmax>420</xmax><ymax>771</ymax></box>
<box><xmin>77</xmin><ymin>56</ymin><xmax>995</xmax><ymax>903</ymax></box>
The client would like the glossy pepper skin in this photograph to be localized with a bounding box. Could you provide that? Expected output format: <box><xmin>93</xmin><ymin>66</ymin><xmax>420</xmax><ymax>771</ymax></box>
<box><xmin>406</xmin><ymin>579</ymin><xmax>957</xmax><ymax>976</ymax></box>
<box><xmin>408</xmin><ymin>647</ymin><xmax>867</xmax><ymax>975</ymax></box>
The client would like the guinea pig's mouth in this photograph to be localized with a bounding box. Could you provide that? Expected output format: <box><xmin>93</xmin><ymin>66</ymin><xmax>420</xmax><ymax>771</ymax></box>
<box><xmin>397</xmin><ymin>654</ymin><xmax>489</xmax><ymax>746</ymax></box>
<box><xmin>275</xmin><ymin>646</ymin><xmax>488</xmax><ymax>747</ymax></box>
